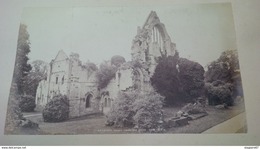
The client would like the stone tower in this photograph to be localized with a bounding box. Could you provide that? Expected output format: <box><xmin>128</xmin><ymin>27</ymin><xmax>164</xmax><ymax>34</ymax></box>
<box><xmin>131</xmin><ymin>11</ymin><xmax>177</xmax><ymax>90</ymax></box>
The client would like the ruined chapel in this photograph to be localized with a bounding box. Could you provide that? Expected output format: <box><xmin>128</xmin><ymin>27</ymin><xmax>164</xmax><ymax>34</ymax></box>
<box><xmin>36</xmin><ymin>11</ymin><xmax>177</xmax><ymax>118</ymax></box>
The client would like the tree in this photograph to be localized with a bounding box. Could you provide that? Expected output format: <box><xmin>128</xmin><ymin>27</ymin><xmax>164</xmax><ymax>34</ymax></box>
<box><xmin>151</xmin><ymin>53</ymin><xmax>181</xmax><ymax>105</ymax></box>
<box><xmin>178</xmin><ymin>58</ymin><xmax>205</xmax><ymax>102</ymax></box>
<box><xmin>111</xmin><ymin>55</ymin><xmax>126</xmax><ymax>67</ymax></box>
<box><xmin>205</xmin><ymin>50</ymin><xmax>240</xmax><ymax>84</ymax></box>
<box><xmin>96</xmin><ymin>61</ymin><xmax>117</xmax><ymax>89</ymax></box>
<box><xmin>205</xmin><ymin>50</ymin><xmax>243</xmax><ymax>97</ymax></box>
<box><xmin>23</xmin><ymin>60</ymin><xmax>48</xmax><ymax>97</ymax></box>
<box><xmin>5</xmin><ymin>24</ymin><xmax>33</xmax><ymax>133</ymax></box>
<box><xmin>14</xmin><ymin>24</ymin><xmax>32</xmax><ymax>95</ymax></box>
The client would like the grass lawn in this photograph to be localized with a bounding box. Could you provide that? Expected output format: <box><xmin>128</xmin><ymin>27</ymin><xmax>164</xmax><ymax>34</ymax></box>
<box><xmin>22</xmin><ymin>103</ymin><xmax>245</xmax><ymax>134</ymax></box>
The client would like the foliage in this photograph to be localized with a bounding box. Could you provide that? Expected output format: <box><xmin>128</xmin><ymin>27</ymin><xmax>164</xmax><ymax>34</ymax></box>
<box><xmin>106</xmin><ymin>91</ymin><xmax>137</xmax><ymax>127</ymax></box>
<box><xmin>133</xmin><ymin>88</ymin><xmax>165</xmax><ymax>132</ymax></box>
<box><xmin>205</xmin><ymin>82</ymin><xmax>234</xmax><ymax>106</ymax></box>
<box><xmin>82</xmin><ymin>62</ymin><xmax>98</xmax><ymax>71</ymax></box>
<box><xmin>205</xmin><ymin>50</ymin><xmax>240</xmax><ymax>83</ymax></box>
<box><xmin>23</xmin><ymin>60</ymin><xmax>48</xmax><ymax>97</ymax></box>
<box><xmin>181</xmin><ymin>102</ymin><xmax>206</xmax><ymax>115</ymax></box>
<box><xmin>5</xmin><ymin>85</ymin><xmax>25</xmax><ymax>133</ymax></box>
<box><xmin>205</xmin><ymin>50</ymin><xmax>243</xmax><ymax>98</ymax></box>
<box><xmin>151</xmin><ymin>54</ymin><xmax>182</xmax><ymax>105</ymax></box>
<box><xmin>19</xmin><ymin>95</ymin><xmax>36</xmax><ymax>112</ymax></box>
<box><xmin>106</xmin><ymin>88</ymin><xmax>165</xmax><ymax>132</ymax></box>
<box><xmin>42</xmin><ymin>95</ymin><xmax>69</xmax><ymax>122</ymax></box>
<box><xmin>96</xmin><ymin>61</ymin><xmax>117</xmax><ymax>89</ymax></box>
<box><xmin>178</xmin><ymin>58</ymin><xmax>205</xmax><ymax>102</ymax></box>
<box><xmin>15</xmin><ymin>24</ymin><xmax>32</xmax><ymax>95</ymax></box>
<box><xmin>111</xmin><ymin>55</ymin><xmax>126</xmax><ymax>67</ymax></box>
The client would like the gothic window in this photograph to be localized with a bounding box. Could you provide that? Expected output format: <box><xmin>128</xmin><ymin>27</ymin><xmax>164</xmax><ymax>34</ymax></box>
<box><xmin>133</xmin><ymin>70</ymin><xmax>141</xmax><ymax>90</ymax></box>
<box><xmin>105</xmin><ymin>98</ymin><xmax>107</xmax><ymax>107</ymax></box>
<box><xmin>85</xmin><ymin>94</ymin><xmax>93</xmax><ymax>108</ymax></box>
<box><xmin>62</xmin><ymin>76</ymin><xmax>64</xmax><ymax>84</ymax></box>
<box><xmin>151</xmin><ymin>26</ymin><xmax>164</xmax><ymax>53</ymax></box>
<box><xmin>56</xmin><ymin>77</ymin><xmax>58</xmax><ymax>84</ymax></box>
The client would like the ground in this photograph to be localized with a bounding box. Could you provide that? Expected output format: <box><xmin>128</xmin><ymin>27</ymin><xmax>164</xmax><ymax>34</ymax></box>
<box><xmin>21</xmin><ymin>103</ymin><xmax>245</xmax><ymax>134</ymax></box>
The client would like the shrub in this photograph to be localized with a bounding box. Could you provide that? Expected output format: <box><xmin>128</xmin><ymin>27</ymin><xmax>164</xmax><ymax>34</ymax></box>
<box><xmin>205</xmin><ymin>82</ymin><xmax>234</xmax><ymax>106</ymax></box>
<box><xmin>19</xmin><ymin>95</ymin><xmax>36</xmax><ymax>112</ymax></box>
<box><xmin>106</xmin><ymin>87</ymin><xmax>165</xmax><ymax>132</ymax></box>
<box><xmin>96</xmin><ymin>61</ymin><xmax>117</xmax><ymax>89</ymax></box>
<box><xmin>178</xmin><ymin>58</ymin><xmax>205</xmax><ymax>102</ymax></box>
<box><xmin>42</xmin><ymin>95</ymin><xmax>69</xmax><ymax>122</ymax></box>
<box><xmin>106</xmin><ymin>91</ymin><xmax>137</xmax><ymax>127</ymax></box>
<box><xmin>151</xmin><ymin>55</ymin><xmax>181</xmax><ymax>105</ymax></box>
<box><xmin>181</xmin><ymin>102</ymin><xmax>206</xmax><ymax>115</ymax></box>
<box><xmin>133</xmin><ymin>88</ymin><xmax>165</xmax><ymax>132</ymax></box>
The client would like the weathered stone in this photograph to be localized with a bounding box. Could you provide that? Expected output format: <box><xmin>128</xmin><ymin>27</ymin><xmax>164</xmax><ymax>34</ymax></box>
<box><xmin>166</xmin><ymin>116</ymin><xmax>189</xmax><ymax>128</ymax></box>
<box><xmin>20</xmin><ymin>119</ymin><xmax>39</xmax><ymax>129</ymax></box>
<box><xmin>215</xmin><ymin>104</ymin><xmax>228</xmax><ymax>109</ymax></box>
<box><xmin>187</xmin><ymin>113</ymin><xmax>208</xmax><ymax>120</ymax></box>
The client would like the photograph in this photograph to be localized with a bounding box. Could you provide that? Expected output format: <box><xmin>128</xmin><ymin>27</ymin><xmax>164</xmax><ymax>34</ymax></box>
<box><xmin>4</xmin><ymin>3</ymin><xmax>247</xmax><ymax>135</ymax></box>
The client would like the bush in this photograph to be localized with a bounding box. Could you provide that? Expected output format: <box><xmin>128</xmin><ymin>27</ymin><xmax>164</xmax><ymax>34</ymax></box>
<box><xmin>151</xmin><ymin>55</ymin><xmax>181</xmax><ymax>105</ymax></box>
<box><xmin>205</xmin><ymin>82</ymin><xmax>234</xmax><ymax>106</ymax></box>
<box><xmin>178</xmin><ymin>58</ymin><xmax>205</xmax><ymax>102</ymax></box>
<box><xmin>19</xmin><ymin>95</ymin><xmax>36</xmax><ymax>112</ymax></box>
<box><xmin>181</xmin><ymin>102</ymin><xmax>206</xmax><ymax>115</ymax></box>
<box><xmin>106</xmin><ymin>91</ymin><xmax>137</xmax><ymax>127</ymax></box>
<box><xmin>106</xmin><ymin>88</ymin><xmax>165</xmax><ymax>132</ymax></box>
<box><xmin>133</xmin><ymin>88</ymin><xmax>165</xmax><ymax>132</ymax></box>
<box><xmin>42</xmin><ymin>95</ymin><xmax>69</xmax><ymax>122</ymax></box>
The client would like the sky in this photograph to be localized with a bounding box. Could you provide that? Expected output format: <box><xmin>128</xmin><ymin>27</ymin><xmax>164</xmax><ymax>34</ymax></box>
<box><xmin>21</xmin><ymin>3</ymin><xmax>237</xmax><ymax>67</ymax></box>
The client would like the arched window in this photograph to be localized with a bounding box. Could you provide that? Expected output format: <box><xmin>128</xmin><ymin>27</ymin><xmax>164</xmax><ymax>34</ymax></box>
<box><xmin>62</xmin><ymin>76</ymin><xmax>64</xmax><ymax>84</ymax></box>
<box><xmin>56</xmin><ymin>77</ymin><xmax>58</xmax><ymax>84</ymax></box>
<box><xmin>85</xmin><ymin>94</ymin><xmax>93</xmax><ymax>108</ymax></box>
<box><xmin>133</xmin><ymin>70</ymin><xmax>141</xmax><ymax>90</ymax></box>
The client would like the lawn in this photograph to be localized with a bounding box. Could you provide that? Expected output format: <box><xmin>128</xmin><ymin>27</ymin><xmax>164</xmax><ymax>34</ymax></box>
<box><xmin>22</xmin><ymin>103</ymin><xmax>245</xmax><ymax>134</ymax></box>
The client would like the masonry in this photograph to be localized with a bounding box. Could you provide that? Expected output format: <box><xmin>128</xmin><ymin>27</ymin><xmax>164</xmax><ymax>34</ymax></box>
<box><xmin>36</xmin><ymin>11</ymin><xmax>177</xmax><ymax>118</ymax></box>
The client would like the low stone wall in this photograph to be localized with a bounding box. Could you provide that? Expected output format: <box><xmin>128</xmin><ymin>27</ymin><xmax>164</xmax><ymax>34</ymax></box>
<box><xmin>69</xmin><ymin>98</ymin><xmax>100</xmax><ymax>118</ymax></box>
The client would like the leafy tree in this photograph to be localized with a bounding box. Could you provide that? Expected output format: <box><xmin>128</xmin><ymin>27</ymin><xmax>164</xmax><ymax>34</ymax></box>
<box><xmin>150</xmin><ymin>53</ymin><xmax>181</xmax><ymax>105</ymax></box>
<box><xmin>178</xmin><ymin>58</ymin><xmax>205</xmax><ymax>102</ymax></box>
<box><xmin>23</xmin><ymin>60</ymin><xmax>48</xmax><ymax>97</ymax></box>
<box><xmin>14</xmin><ymin>24</ymin><xmax>32</xmax><ymax>95</ymax></box>
<box><xmin>82</xmin><ymin>62</ymin><xmax>98</xmax><ymax>71</ymax></box>
<box><xmin>111</xmin><ymin>55</ymin><xmax>126</xmax><ymax>67</ymax></box>
<box><xmin>205</xmin><ymin>50</ymin><xmax>243</xmax><ymax>97</ymax></box>
<box><xmin>19</xmin><ymin>95</ymin><xmax>36</xmax><ymax>112</ymax></box>
<box><xmin>96</xmin><ymin>61</ymin><xmax>117</xmax><ymax>89</ymax></box>
<box><xmin>205</xmin><ymin>50</ymin><xmax>240</xmax><ymax>84</ymax></box>
<box><xmin>5</xmin><ymin>24</ymin><xmax>33</xmax><ymax>133</ymax></box>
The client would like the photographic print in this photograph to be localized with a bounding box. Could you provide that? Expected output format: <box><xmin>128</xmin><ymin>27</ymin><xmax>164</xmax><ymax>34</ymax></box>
<box><xmin>5</xmin><ymin>3</ymin><xmax>247</xmax><ymax>135</ymax></box>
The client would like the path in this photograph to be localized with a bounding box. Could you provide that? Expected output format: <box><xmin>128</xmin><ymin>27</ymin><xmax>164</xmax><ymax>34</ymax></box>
<box><xmin>202</xmin><ymin>112</ymin><xmax>246</xmax><ymax>133</ymax></box>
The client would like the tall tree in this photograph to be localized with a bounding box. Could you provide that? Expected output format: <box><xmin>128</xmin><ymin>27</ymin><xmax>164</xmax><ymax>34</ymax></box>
<box><xmin>23</xmin><ymin>60</ymin><xmax>48</xmax><ymax>97</ymax></box>
<box><xmin>15</xmin><ymin>24</ymin><xmax>32</xmax><ymax>95</ymax></box>
<box><xmin>151</xmin><ymin>53</ymin><xmax>181</xmax><ymax>105</ymax></box>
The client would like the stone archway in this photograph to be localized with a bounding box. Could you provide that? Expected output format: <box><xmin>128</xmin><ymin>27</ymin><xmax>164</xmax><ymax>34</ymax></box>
<box><xmin>133</xmin><ymin>69</ymin><xmax>142</xmax><ymax>90</ymax></box>
<box><xmin>85</xmin><ymin>93</ymin><xmax>93</xmax><ymax>108</ymax></box>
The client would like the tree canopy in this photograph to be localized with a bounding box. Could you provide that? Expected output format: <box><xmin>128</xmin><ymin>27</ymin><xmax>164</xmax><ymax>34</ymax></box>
<box><xmin>23</xmin><ymin>60</ymin><xmax>48</xmax><ymax>97</ymax></box>
<box><xmin>111</xmin><ymin>55</ymin><xmax>126</xmax><ymax>67</ymax></box>
<box><xmin>151</xmin><ymin>54</ymin><xmax>181</xmax><ymax>105</ymax></box>
<box><xmin>14</xmin><ymin>24</ymin><xmax>32</xmax><ymax>95</ymax></box>
<box><xmin>96</xmin><ymin>61</ymin><xmax>117</xmax><ymax>89</ymax></box>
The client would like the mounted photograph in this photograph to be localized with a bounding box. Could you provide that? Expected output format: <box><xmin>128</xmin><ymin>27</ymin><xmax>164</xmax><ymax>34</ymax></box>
<box><xmin>5</xmin><ymin>3</ymin><xmax>247</xmax><ymax>134</ymax></box>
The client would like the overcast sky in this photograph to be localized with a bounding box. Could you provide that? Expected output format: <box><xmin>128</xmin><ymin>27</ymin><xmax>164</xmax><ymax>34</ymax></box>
<box><xmin>21</xmin><ymin>3</ymin><xmax>237</xmax><ymax>67</ymax></box>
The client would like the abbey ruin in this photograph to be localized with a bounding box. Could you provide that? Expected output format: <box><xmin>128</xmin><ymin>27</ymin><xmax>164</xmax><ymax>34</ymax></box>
<box><xmin>36</xmin><ymin>11</ymin><xmax>177</xmax><ymax>118</ymax></box>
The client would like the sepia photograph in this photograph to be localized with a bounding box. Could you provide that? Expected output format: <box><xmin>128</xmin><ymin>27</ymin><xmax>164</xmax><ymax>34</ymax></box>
<box><xmin>4</xmin><ymin>3</ymin><xmax>247</xmax><ymax>135</ymax></box>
